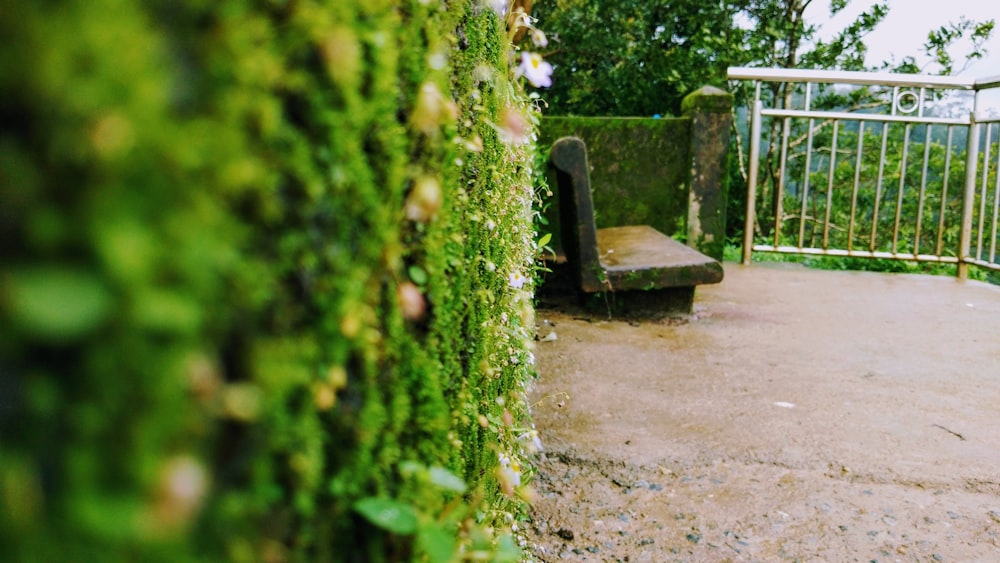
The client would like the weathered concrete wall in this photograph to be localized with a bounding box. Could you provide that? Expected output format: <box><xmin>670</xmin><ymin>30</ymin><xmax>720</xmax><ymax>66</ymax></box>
<box><xmin>539</xmin><ymin>116</ymin><xmax>691</xmax><ymax>257</ymax></box>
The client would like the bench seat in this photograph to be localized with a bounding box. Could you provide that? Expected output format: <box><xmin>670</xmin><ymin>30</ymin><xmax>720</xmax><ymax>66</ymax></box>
<box><xmin>597</xmin><ymin>225</ymin><xmax>723</xmax><ymax>291</ymax></box>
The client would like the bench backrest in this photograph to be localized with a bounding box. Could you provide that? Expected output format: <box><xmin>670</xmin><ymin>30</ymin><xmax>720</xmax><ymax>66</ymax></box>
<box><xmin>549</xmin><ymin>136</ymin><xmax>604</xmax><ymax>292</ymax></box>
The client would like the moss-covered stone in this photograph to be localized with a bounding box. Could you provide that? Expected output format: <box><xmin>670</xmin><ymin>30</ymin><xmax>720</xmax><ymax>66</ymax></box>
<box><xmin>681</xmin><ymin>85</ymin><xmax>734</xmax><ymax>114</ymax></box>
<box><xmin>539</xmin><ymin>116</ymin><xmax>692</xmax><ymax>256</ymax></box>
<box><xmin>683</xmin><ymin>87</ymin><xmax>733</xmax><ymax>261</ymax></box>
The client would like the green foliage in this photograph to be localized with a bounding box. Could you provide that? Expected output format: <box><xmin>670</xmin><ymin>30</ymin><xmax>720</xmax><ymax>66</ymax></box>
<box><xmin>0</xmin><ymin>0</ymin><xmax>540</xmax><ymax>560</ymax></box>
<box><xmin>759</xmin><ymin>121</ymin><xmax>967</xmax><ymax>251</ymax></box>
<box><xmin>537</xmin><ymin>0</ymin><xmax>994</xmax><ymax>118</ymax></box>
<box><xmin>924</xmin><ymin>17</ymin><xmax>996</xmax><ymax>75</ymax></box>
<box><xmin>534</xmin><ymin>0</ymin><xmax>744</xmax><ymax>116</ymax></box>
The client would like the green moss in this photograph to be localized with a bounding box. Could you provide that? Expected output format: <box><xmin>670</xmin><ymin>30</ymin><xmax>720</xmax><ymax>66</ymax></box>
<box><xmin>0</xmin><ymin>0</ymin><xmax>539</xmax><ymax>560</ymax></box>
<box><xmin>680</xmin><ymin>85</ymin><xmax>734</xmax><ymax>114</ymax></box>
<box><xmin>539</xmin><ymin>116</ymin><xmax>692</xmax><ymax>256</ymax></box>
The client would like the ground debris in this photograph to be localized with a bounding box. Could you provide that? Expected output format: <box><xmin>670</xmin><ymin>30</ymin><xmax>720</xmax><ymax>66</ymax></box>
<box><xmin>931</xmin><ymin>423</ymin><xmax>967</xmax><ymax>441</ymax></box>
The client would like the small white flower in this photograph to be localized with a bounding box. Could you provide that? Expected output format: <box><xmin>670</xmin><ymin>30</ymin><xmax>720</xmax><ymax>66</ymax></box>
<box><xmin>486</xmin><ymin>0</ymin><xmax>507</xmax><ymax>16</ymax></box>
<box><xmin>517</xmin><ymin>52</ymin><xmax>553</xmax><ymax>88</ymax></box>
<box><xmin>530</xmin><ymin>28</ymin><xmax>548</xmax><ymax>48</ymax></box>
<box><xmin>497</xmin><ymin>451</ymin><xmax>522</xmax><ymax>495</ymax></box>
<box><xmin>518</xmin><ymin>430</ymin><xmax>543</xmax><ymax>453</ymax></box>
<box><xmin>498</xmin><ymin>108</ymin><xmax>530</xmax><ymax>145</ymax></box>
<box><xmin>508</xmin><ymin>271</ymin><xmax>526</xmax><ymax>289</ymax></box>
<box><xmin>427</xmin><ymin>51</ymin><xmax>447</xmax><ymax>70</ymax></box>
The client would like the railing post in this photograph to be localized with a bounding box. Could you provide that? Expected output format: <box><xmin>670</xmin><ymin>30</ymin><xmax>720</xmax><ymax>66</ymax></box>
<box><xmin>743</xmin><ymin>97</ymin><xmax>763</xmax><ymax>265</ymax></box>
<box><xmin>958</xmin><ymin>93</ymin><xmax>982</xmax><ymax>280</ymax></box>
<box><xmin>682</xmin><ymin>86</ymin><xmax>733</xmax><ymax>262</ymax></box>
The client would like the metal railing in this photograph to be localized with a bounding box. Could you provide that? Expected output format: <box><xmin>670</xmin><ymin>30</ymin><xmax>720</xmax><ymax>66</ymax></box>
<box><xmin>728</xmin><ymin>67</ymin><xmax>1000</xmax><ymax>278</ymax></box>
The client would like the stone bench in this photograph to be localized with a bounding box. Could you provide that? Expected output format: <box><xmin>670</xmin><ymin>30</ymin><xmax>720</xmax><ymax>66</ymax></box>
<box><xmin>549</xmin><ymin>136</ymin><xmax>723</xmax><ymax>315</ymax></box>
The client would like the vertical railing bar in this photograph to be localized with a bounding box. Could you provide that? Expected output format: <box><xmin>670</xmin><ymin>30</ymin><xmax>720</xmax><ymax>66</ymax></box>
<box><xmin>870</xmin><ymin>122</ymin><xmax>890</xmax><ymax>252</ymax></box>
<box><xmin>848</xmin><ymin>121</ymin><xmax>865</xmax><ymax>252</ymax></box>
<box><xmin>776</xmin><ymin>116</ymin><xmax>792</xmax><ymax>248</ymax></box>
<box><xmin>915</xmin><ymin>123</ymin><xmax>932</xmax><ymax>256</ymax></box>
<box><xmin>976</xmin><ymin>122</ymin><xmax>993</xmax><ymax>261</ymax></box>
<box><xmin>795</xmin><ymin>81</ymin><xmax>813</xmax><ymax>248</ymax></box>
<box><xmin>823</xmin><ymin>121</ymin><xmax>839</xmax><ymax>249</ymax></box>
<box><xmin>892</xmin><ymin>123</ymin><xmax>911</xmax><ymax>253</ymax></box>
<box><xmin>990</xmin><ymin>125</ymin><xmax>1000</xmax><ymax>263</ymax></box>
<box><xmin>798</xmin><ymin>116</ymin><xmax>816</xmax><ymax>248</ymax></box>
<box><xmin>958</xmin><ymin>93</ymin><xmax>981</xmax><ymax>280</ymax></box>
<box><xmin>936</xmin><ymin>126</ymin><xmax>954</xmax><ymax>257</ymax></box>
<box><xmin>918</xmin><ymin>87</ymin><xmax>926</xmax><ymax>117</ymax></box>
<box><xmin>743</xmin><ymin>94</ymin><xmax>763</xmax><ymax>265</ymax></box>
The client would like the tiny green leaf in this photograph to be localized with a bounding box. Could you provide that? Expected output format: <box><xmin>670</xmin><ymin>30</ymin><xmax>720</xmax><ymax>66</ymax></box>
<box><xmin>6</xmin><ymin>267</ymin><xmax>113</xmax><ymax>341</ymax></box>
<box><xmin>408</xmin><ymin>265</ymin><xmax>428</xmax><ymax>286</ymax></box>
<box><xmin>427</xmin><ymin>466</ymin><xmax>466</xmax><ymax>493</ymax></box>
<box><xmin>398</xmin><ymin>460</ymin><xmax>424</xmax><ymax>476</ymax></box>
<box><xmin>354</xmin><ymin>497</ymin><xmax>418</xmax><ymax>535</ymax></box>
<box><xmin>537</xmin><ymin>232</ymin><xmax>552</xmax><ymax>249</ymax></box>
<box><xmin>417</xmin><ymin>522</ymin><xmax>457</xmax><ymax>563</ymax></box>
<box><xmin>494</xmin><ymin>532</ymin><xmax>522</xmax><ymax>562</ymax></box>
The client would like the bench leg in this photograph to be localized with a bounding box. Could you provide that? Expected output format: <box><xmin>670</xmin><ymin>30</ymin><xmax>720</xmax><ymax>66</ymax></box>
<box><xmin>583</xmin><ymin>286</ymin><xmax>696</xmax><ymax>319</ymax></box>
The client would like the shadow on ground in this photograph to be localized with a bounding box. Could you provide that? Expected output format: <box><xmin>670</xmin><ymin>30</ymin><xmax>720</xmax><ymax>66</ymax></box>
<box><xmin>527</xmin><ymin>263</ymin><xmax>1000</xmax><ymax>562</ymax></box>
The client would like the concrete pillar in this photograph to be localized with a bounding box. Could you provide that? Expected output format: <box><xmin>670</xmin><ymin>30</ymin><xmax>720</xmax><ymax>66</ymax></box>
<box><xmin>681</xmin><ymin>86</ymin><xmax>732</xmax><ymax>261</ymax></box>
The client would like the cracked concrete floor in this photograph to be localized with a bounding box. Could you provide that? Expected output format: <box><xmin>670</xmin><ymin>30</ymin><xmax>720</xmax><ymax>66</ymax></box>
<box><xmin>527</xmin><ymin>263</ymin><xmax>1000</xmax><ymax>562</ymax></box>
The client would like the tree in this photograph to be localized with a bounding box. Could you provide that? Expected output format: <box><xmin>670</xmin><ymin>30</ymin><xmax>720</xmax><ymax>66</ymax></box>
<box><xmin>536</xmin><ymin>0</ymin><xmax>993</xmax><ymax>115</ymax></box>
<box><xmin>533</xmin><ymin>0</ymin><xmax>749</xmax><ymax>116</ymax></box>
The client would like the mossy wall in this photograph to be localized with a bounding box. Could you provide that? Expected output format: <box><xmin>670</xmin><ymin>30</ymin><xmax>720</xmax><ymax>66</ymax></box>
<box><xmin>538</xmin><ymin>117</ymin><xmax>692</xmax><ymax>257</ymax></box>
<box><xmin>0</xmin><ymin>1</ymin><xmax>540</xmax><ymax>560</ymax></box>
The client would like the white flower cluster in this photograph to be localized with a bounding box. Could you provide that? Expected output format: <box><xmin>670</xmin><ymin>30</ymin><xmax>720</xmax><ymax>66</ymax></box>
<box><xmin>485</xmin><ymin>0</ymin><xmax>553</xmax><ymax>90</ymax></box>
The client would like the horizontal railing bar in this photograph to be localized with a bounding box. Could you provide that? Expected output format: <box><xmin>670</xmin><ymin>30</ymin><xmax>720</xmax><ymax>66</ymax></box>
<box><xmin>752</xmin><ymin>245</ymin><xmax>961</xmax><ymax>263</ymax></box>
<box><xmin>961</xmin><ymin>257</ymin><xmax>1000</xmax><ymax>271</ymax></box>
<box><xmin>728</xmin><ymin>66</ymin><xmax>975</xmax><ymax>89</ymax></box>
<box><xmin>975</xmin><ymin>74</ymin><xmax>1000</xmax><ymax>90</ymax></box>
<box><xmin>761</xmin><ymin>108</ymin><xmax>968</xmax><ymax>126</ymax></box>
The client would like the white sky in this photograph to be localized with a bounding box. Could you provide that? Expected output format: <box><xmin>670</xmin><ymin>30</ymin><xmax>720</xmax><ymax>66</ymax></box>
<box><xmin>806</xmin><ymin>0</ymin><xmax>1000</xmax><ymax>78</ymax></box>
